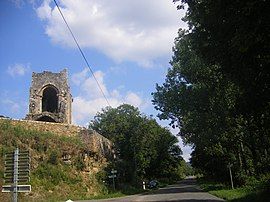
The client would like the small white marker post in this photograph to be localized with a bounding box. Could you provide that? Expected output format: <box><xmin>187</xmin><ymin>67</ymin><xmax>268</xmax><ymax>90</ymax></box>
<box><xmin>142</xmin><ymin>181</ymin><xmax>146</xmax><ymax>190</ymax></box>
<box><xmin>227</xmin><ymin>163</ymin><xmax>234</xmax><ymax>189</ymax></box>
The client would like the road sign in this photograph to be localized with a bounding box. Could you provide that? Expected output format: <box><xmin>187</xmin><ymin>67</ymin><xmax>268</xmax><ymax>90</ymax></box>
<box><xmin>18</xmin><ymin>164</ymin><xmax>30</xmax><ymax>169</ymax></box>
<box><xmin>4</xmin><ymin>179</ymin><xmax>30</xmax><ymax>184</ymax></box>
<box><xmin>4</xmin><ymin>170</ymin><xmax>30</xmax><ymax>177</ymax></box>
<box><xmin>19</xmin><ymin>151</ymin><xmax>30</xmax><ymax>154</ymax></box>
<box><xmin>19</xmin><ymin>164</ymin><xmax>30</xmax><ymax>168</ymax></box>
<box><xmin>5</xmin><ymin>154</ymin><xmax>30</xmax><ymax>158</ymax></box>
<box><xmin>5</xmin><ymin>162</ymin><xmax>30</xmax><ymax>167</ymax></box>
<box><xmin>109</xmin><ymin>169</ymin><xmax>117</xmax><ymax>191</ymax></box>
<box><xmin>3</xmin><ymin>148</ymin><xmax>31</xmax><ymax>202</ymax></box>
<box><xmin>2</xmin><ymin>185</ymin><xmax>31</xmax><ymax>193</ymax></box>
<box><xmin>4</xmin><ymin>176</ymin><xmax>30</xmax><ymax>183</ymax></box>
<box><xmin>108</xmin><ymin>175</ymin><xmax>116</xmax><ymax>178</ymax></box>
<box><xmin>111</xmin><ymin>169</ymin><xmax>117</xmax><ymax>174</ymax></box>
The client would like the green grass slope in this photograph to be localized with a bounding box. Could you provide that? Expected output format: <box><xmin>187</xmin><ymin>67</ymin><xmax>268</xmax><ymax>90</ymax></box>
<box><xmin>0</xmin><ymin>120</ymin><xmax>108</xmax><ymax>202</ymax></box>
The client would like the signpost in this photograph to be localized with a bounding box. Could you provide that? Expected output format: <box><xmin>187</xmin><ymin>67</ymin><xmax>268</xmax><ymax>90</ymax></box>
<box><xmin>108</xmin><ymin>169</ymin><xmax>117</xmax><ymax>191</ymax></box>
<box><xmin>2</xmin><ymin>148</ymin><xmax>31</xmax><ymax>202</ymax></box>
<box><xmin>227</xmin><ymin>163</ymin><xmax>234</xmax><ymax>189</ymax></box>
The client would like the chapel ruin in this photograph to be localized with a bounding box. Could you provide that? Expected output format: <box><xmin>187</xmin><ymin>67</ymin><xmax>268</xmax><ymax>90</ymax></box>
<box><xmin>25</xmin><ymin>69</ymin><xmax>72</xmax><ymax>124</ymax></box>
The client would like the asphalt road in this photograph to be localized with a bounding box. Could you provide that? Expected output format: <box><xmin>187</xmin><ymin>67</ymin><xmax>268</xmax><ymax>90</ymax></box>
<box><xmin>76</xmin><ymin>178</ymin><xmax>225</xmax><ymax>202</ymax></box>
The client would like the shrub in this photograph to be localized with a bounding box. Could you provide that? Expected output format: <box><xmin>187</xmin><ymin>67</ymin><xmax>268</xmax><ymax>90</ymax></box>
<box><xmin>74</xmin><ymin>156</ymin><xmax>86</xmax><ymax>171</ymax></box>
<box><xmin>48</xmin><ymin>150</ymin><xmax>59</xmax><ymax>165</ymax></box>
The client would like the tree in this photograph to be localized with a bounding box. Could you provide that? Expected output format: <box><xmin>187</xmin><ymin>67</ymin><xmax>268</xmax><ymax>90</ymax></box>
<box><xmin>153</xmin><ymin>31</ymin><xmax>239</xmax><ymax>181</ymax></box>
<box><xmin>89</xmin><ymin>104</ymin><xmax>184</xmax><ymax>184</ymax></box>
<box><xmin>152</xmin><ymin>0</ymin><xmax>269</xmax><ymax>184</ymax></box>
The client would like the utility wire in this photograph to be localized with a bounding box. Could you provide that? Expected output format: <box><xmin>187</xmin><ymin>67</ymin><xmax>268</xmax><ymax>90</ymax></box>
<box><xmin>53</xmin><ymin>0</ymin><xmax>111</xmax><ymax>107</ymax></box>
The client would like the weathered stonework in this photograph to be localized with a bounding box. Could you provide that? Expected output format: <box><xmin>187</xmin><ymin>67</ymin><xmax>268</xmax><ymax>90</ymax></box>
<box><xmin>0</xmin><ymin>118</ymin><xmax>113</xmax><ymax>158</ymax></box>
<box><xmin>25</xmin><ymin>69</ymin><xmax>72</xmax><ymax>124</ymax></box>
<box><xmin>4</xmin><ymin>118</ymin><xmax>80</xmax><ymax>137</ymax></box>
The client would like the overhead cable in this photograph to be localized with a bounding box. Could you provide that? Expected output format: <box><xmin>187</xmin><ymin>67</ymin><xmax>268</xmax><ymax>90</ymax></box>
<box><xmin>53</xmin><ymin>0</ymin><xmax>111</xmax><ymax>107</ymax></box>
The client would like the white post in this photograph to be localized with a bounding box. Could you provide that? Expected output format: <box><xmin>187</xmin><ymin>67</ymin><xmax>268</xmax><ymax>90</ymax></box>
<box><xmin>142</xmin><ymin>181</ymin><xmax>146</xmax><ymax>190</ymax></box>
<box><xmin>228</xmin><ymin>164</ymin><xmax>234</xmax><ymax>189</ymax></box>
<box><xmin>112</xmin><ymin>175</ymin><xmax>115</xmax><ymax>191</ymax></box>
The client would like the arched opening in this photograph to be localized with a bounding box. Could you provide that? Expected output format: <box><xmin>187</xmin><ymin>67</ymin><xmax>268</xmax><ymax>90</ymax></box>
<box><xmin>36</xmin><ymin>116</ymin><xmax>56</xmax><ymax>122</ymax></box>
<box><xmin>42</xmin><ymin>86</ymin><xmax>58</xmax><ymax>112</ymax></box>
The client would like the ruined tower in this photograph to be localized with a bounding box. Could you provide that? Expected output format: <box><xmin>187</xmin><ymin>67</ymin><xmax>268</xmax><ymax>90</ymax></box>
<box><xmin>25</xmin><ymin>69</ymin><xmax>72</xmax><ymax>124</ymax></box>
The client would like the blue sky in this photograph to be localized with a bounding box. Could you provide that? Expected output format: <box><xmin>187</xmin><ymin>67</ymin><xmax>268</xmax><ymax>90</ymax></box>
<box><xmin>0</xmin><ymin>0</ymin><xmax>191</xmax><ymax>161</ymax></box>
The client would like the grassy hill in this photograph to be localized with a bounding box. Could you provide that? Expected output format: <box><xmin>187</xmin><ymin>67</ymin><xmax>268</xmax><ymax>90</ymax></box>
<box><xmin>0</xmin><ymin>119</ymin><xmax>109</xmax><ymax>202</ymax></box>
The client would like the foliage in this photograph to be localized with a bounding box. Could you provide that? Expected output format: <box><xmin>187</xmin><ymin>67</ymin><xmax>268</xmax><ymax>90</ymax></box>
<box><xmin>89</xmin><ymin>104</ymin><xmax>185</xmax><ymax>185</ymax></box>
<box><xmin>182</xmin><ymin>161</ymin><xmax>195</xmax><ymax>176</ymax></box>
<box><xmin>153</xmin><ymin>0</ymin><xmax>269</xmax><ymax>185</ymax></box>
<box><xmin>48</xmin><ymin>150</ymin><xmax>59</xmax><ymax>165</ymax></box>
<box><xmin>74</xmin><ymin>155</ymin><xmax>86</xmax><ymax>171</ymax></box>
<box><xmin>33</xmin><ymin>163</ymin><xmax>80</xmax><ymax>187</ymax></box>
<box><xmin>199</xmin><ymin>174</ymin><xmax>270</xmax><ymax>201</ymax></box>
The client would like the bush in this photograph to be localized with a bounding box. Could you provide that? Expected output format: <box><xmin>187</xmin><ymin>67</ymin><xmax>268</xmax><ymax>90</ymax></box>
<box><xmin>48</xmin><ymin>150</ymin><xmax>59</xmax><ymax>165</ymax></box>
<box><xmin>74</xmin><ymin>156</ymin><xmax>86</xmax><ymax>171</ymax></box>
<box><xmin>117</xmin><ymin>183</ymin><xmax>143</xmax><ymax>195</ymax></box>
<box><xmin>96</xmin><ymin>170</ymin><xmax>107</xmax><ymax>182</ymax></box>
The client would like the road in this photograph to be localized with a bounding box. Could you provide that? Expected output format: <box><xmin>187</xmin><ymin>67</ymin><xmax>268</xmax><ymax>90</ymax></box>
<box><xmin>76</xmin><ymin>178</ymin><xmax>225</xmax><ymax>202</ymax></box>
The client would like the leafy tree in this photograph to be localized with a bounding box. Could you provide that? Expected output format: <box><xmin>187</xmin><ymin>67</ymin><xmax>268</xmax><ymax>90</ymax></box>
<box><xmin>152</xmin><ymin>0</ymin><xmax>269</xmax><ymax>184</ymax></box>
<box><xmin>89</xmin><ymin>104</ymin><xmax>184</xmax><ymax>184</ymax></box>
<box><xmin>153</xmin><ymin>32</ymin><xmax>238</xmax><ymax>181</ymax></box>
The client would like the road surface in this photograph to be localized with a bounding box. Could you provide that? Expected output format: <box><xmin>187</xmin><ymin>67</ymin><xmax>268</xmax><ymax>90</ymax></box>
<box><xmin>76</xmin><ymin>178</ymin><xmax>224</xmax><ymax>202</ymax></box>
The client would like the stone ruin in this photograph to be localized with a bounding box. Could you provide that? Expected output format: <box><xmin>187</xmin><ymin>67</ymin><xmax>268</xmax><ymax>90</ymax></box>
<box><xmin>25</xmin><ymin>69</ymin><xmax>72</xmax><ymax>124</ymax></box>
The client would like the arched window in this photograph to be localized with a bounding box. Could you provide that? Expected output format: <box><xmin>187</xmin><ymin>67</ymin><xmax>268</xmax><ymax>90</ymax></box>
<box><xmin>42</xmin><ymin>86</ymin><xmax>58</xmax><ymax>112</ymax></box>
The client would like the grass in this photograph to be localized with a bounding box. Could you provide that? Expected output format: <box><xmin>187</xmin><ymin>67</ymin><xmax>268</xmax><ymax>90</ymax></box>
<box><xmin>69</xmin><ymin>185</ymin><xmax>145</xmax><ymax>201</ymax></box>
<box><xmin>210</xmin><ymin>188</ymin><xmax>270</xmax><ymax>202</ymax></box>
<box><xmin>86</xmin><ymin>192</ymin><xmax>126</xmax><ymax>200</ymax></box>
<box><xmin>198</xmin><ymin>176</ymin><xmax>270</xmax><ymax>202</ymax></box>
<box><xmin>0</xmin><ymin>120</ymin><xmax>148</xmax><ymax>202</ymax></box>
<box><xmin>210</xmin><ymin>188</ymin><xmax>250</xmax><ymax>200</ymax></box>
<box><xmin>199</xmin><ymin>181</ymin><xmax>226</xmax><ymax>191</ymax></box>
<box><xmin>0</xmin><ymin>120</ymin><xmax>107</xmax><ymax>202</ymax></box>
<box><xmin>74</xmin><ymin>187</ymin><xmax>144</xmax><ymax>201</ymax></box>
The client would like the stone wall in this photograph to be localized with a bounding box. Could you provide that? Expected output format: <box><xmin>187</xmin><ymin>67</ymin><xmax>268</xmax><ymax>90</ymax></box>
<box><xmin>0</xmin><ymin>118</ymin><xmax>112</xmax><ymax>157</ymax></box>
<box><xmin>1</xmin><ymin>118</ymin><xmax>80</xmax><ymax>137</ymax></box>
<box><xmin>79</xmin><ymin>129</ymin><xmax>113</xmax><ymax>157</ymax></box>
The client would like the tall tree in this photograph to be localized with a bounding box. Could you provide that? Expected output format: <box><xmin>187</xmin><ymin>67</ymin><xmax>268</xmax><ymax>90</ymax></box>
<box><xmin>153</xmin><ymin>0</ymin><xmax>269</xmax><ymax>183</ymax></box>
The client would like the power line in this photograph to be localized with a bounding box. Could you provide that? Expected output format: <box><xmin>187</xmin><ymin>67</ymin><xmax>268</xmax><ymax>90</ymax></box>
<box><xmin>53</xmin><ymin>0</ymin><xmax>111</xmax><ymax>107</ymax></box>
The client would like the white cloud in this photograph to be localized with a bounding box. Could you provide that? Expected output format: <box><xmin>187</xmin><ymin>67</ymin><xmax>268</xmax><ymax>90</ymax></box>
<box><xmin>36</xmin><ymin>0</ymin><xmax>187</xmax><ymax>67</ymax></box>
<box><xmin>72</xmin><ymin>96</ymin><xmax>121</xmax><ymax>125</ymax></box>
<box><xmin>72</xmin><ymin>68</ymin><xmax>147</xmax><ymax>125</ymax></box>
<box><xmin>72</xmin><ymin>69</ymin><xmax>108</xmax><ymax>99</ymax></box>
<box><xmin>71</xmin><ymin>67</ymin><xmax>89</xmax><ymax>85</ymax></box>
<box><xmin>125</xmin><ymin>92</ymin><xmax>142</xmax><ymax>107</ymax></box>
<box><xmin>82</xmin><ymin>70</ymin><xmax>108</xmax><ymax>99</ymax></box>
<box><xmin>7</xmin><ymin>63</ymin><xmax>30</xmax><ymax>77</ymax></box>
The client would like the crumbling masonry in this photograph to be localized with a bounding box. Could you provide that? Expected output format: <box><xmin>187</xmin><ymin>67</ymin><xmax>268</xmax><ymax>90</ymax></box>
<box><xmin>25</xmin><ymin>69</ymin><xmax>72</xmax><ymax>124</ymax></box>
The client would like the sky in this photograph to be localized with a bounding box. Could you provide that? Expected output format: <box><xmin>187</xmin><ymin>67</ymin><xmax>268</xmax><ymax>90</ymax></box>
<box><xmin>0</xmin><ymin>0</ymin><xmax>192</xmax><ymax>161</ymax></box>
